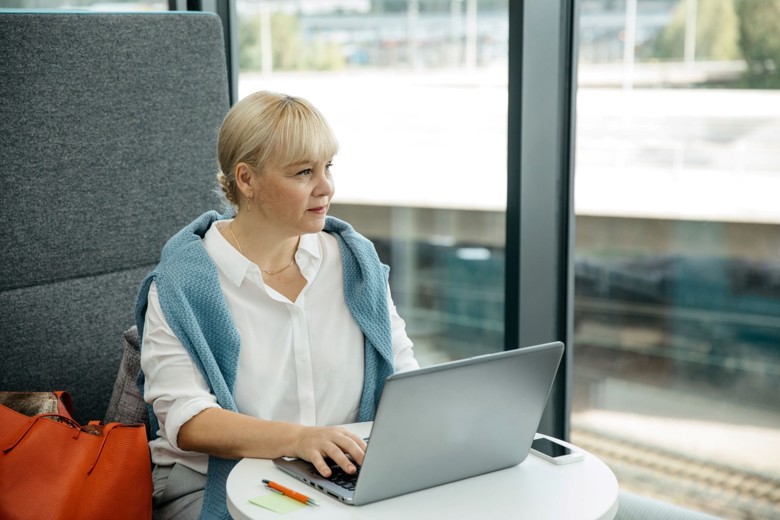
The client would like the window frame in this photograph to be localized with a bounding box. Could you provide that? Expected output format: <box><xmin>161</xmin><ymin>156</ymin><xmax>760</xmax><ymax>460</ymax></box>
<box><xmin>505</xmin><ymin>0</ymin><xmax>578</xmax><ymax>440</ymax></box>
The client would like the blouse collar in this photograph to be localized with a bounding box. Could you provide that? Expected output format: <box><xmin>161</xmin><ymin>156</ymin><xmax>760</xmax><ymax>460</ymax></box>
<box><xmin>203</xmin><ymin>220</ymin><xmax>321</xmax><ymax>288</ymax></box>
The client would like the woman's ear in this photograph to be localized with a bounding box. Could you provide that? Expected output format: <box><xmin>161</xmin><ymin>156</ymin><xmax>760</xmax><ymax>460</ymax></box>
<box><xmin>234</xmin><ymin>162</ymin><xmax>255</xmax><ymax>200</ymax></box>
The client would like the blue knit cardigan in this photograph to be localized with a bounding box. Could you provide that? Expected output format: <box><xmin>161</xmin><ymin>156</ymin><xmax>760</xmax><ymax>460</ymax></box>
<box><xmin>134</xmin><ymin>210</ymin><xmax>395</xmax><ymax>520</ymax></box>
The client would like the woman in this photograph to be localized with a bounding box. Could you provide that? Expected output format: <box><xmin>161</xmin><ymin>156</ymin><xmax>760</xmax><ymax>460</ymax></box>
<box><xmin>135</xmin><ymin>91</ymin><xmax>418</xmax><ymax>520</ymax></box>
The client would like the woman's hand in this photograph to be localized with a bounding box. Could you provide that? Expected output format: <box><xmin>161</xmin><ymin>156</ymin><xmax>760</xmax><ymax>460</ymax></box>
<box><xmin>177</xmin><ymin>408</ymin><xmax>366</xmax><ymax>477</ymax></box>
<box><xmin>293</xmin><ymin>426</ymin><xmax>367</xmax><ymax>477</ymax></box>
<box><xmin>295</xmin><ymin>426</ymin><xmax>366</xmax><ymax>477</ymax></box>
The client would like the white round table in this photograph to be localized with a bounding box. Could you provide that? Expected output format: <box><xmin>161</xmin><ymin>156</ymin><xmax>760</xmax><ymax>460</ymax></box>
<box><xmin>227</xmin><ymin>422</ymin><xmax>619</xmax><ymax>520</ymax></box>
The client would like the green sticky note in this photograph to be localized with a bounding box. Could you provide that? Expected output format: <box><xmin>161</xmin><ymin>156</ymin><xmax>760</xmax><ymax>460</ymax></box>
<box><xmin>249</xmin><ymin>493</ymin><xmax>306</xmax><ymax>514</ymax></box>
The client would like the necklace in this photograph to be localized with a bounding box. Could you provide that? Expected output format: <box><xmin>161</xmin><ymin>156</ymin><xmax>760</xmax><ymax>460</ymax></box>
<box><xmin>228</xmin><ymin>224</ymin><xmax>298</xmax><ymax>276</ymax></box>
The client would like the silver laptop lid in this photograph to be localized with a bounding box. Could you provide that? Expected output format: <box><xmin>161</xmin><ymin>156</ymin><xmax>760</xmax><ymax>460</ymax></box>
<box><xmin>352</xmin><ymin>341</ymin><xmax>564</xmax><ymax>505</ymax></box>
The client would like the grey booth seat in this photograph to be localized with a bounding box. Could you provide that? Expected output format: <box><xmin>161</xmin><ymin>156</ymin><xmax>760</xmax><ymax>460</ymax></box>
<box><xmin>0</xmin><ymin>10</ymin><xmax>230</xmax><ymax>425</ymax></box>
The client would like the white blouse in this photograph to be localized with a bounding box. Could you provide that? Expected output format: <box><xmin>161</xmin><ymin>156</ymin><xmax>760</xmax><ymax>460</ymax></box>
<box><xmin>141</xmin><ymin>221</ymin><xmax>419</xmax><ymax>474</ymax></box>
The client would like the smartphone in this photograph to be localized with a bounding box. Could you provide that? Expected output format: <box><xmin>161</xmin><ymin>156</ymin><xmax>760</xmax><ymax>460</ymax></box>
<box><xmin>530</xmin><ymin>436</ymin><xmax>584</xmax><ymax>465</ymax></box>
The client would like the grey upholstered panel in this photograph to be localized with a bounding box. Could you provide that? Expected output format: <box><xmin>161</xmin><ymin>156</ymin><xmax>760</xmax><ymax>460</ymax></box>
<box><xmin>0</xmin><ymin>12</ymin><xmax>230</xmax><ymax>424</ymax></box>
<box><xmin>0</xmin><ymin>265</ymin><xmax>153</xmax><ymax>424</ymax></box>
<box><xmin>0</xmin><ymin>12</ymin><xmax>229</xmax><ymax>291</ymax></box>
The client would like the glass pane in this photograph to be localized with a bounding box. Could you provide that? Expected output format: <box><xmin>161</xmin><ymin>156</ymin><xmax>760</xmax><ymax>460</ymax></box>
<box><xmin>4</xmin><ymin>0</ymin><xmax>166</xmax><ymax>10</ymax></box>
<box><xmin>236</xmin><ymin>0</ymin><xmax>508</xmax><ymax>366</ymax></box>
<box><xmin>574</xmin><ymin>1</ymin><xmax>780</xmax><ymax>519</ymax></box>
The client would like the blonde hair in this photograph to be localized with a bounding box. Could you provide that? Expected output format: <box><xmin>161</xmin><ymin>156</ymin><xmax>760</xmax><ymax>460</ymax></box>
<box><xmin>216</xmin><ymin>91</ymin><xmax>339</xmax><ymax>206</ymax></box>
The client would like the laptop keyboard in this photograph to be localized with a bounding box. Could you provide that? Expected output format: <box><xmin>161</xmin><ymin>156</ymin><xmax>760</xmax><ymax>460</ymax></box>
<box><xmin>313</xmin><ymin>462</ymin><xmax>361</xmax><ymax>490</ymax></box>
<box><xmin>308</xmin><ymin>437</ymin><xmax>368</xmax><ymax>491</ymax></box>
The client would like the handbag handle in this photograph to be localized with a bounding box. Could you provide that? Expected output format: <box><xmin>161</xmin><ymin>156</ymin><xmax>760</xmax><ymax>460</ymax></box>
<box><xmin>54</xmin><ymin>390</ymin><xmax>76</xmax><ymax>418</ymax></box>
<box><xmin>3</xmin><ymin>413</ymin><xmax>82</xmax><ymax>453</ymax></box>
<box><xmin>86</xmin><ymin>423</ymin><xmax>137</xmax><ymax>475</ymax></box>
<box><xmin>4</xmin><ymin>414</ymin><xmax>144</xmax><ymax>476</ymax></box>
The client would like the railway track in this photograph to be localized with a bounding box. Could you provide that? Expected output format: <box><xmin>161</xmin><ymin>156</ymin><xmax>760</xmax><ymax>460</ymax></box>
<box><xmin>571</xmin><ymin>427</ymin><xmax>780</xmax><ymax>520</ymax></box>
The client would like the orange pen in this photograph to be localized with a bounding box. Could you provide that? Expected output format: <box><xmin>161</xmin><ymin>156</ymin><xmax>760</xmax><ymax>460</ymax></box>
<box><xmin>262</xmin><ymin>479</ymin><xmax>320</xmax><ymax>506</ymax></box>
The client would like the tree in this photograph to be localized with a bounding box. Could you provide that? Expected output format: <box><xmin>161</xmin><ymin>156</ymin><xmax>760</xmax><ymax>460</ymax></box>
<box><xmin>736</xmin><ymin>0</ymin><xmax>780</xmax><ymax>88</ymax></box>
<box><xmin>238</xmin><ymin>14</ymin><xmax>263</xmax><ymax>71</ymax></box>
<box><xmin>654</xmin><ymin>0</ymin><xmax>741</xmax><ymax>61</ymax></box>
<box><xmin>238</xmin><ymin>12</ymin><xmax>345</xmax><ymax>72</ymax></box>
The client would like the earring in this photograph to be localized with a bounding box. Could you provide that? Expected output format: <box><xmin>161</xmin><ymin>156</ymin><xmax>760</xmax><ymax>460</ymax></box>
<box><xmin>246</xmin><ymin>197</ymin><xmax>252</xmax><ymax>213</ymax></box>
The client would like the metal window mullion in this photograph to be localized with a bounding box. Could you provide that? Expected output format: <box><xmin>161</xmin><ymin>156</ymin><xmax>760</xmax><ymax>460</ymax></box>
<box><xmin>169</xmin><ymin>0</ymin><xmax>238</xmax><ymax>105</ymax></box>
<box><xmin>506</xmin><ymin>0</ymin><xmax>578</xmax><ymax>441</ymax></box>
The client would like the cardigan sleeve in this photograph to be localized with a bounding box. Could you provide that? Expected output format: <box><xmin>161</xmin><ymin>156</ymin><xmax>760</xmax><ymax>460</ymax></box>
<box><xmin>141</xmin><ymin>282</ymin><xmax>220</xmax><ymax>450</ymax></box>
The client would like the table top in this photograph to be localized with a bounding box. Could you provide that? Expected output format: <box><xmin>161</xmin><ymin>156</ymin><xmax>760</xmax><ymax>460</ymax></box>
<box><xmin>226</xmin><ymin>422</ymin><xmax>619</xmax><ymax>520</ymax></box>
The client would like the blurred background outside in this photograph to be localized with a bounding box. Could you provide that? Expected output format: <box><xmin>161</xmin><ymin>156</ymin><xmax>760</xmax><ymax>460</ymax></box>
<box><xmin>15</xmin><ymin>0</ymin><xmax>780</xmax><ymax>518</ymax></box>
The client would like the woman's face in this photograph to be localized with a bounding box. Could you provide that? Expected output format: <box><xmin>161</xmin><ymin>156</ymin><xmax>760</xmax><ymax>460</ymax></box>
<box><xmin>252</xmin><ymin>156</ymin><xmax>335</xmax><ymax>236</ymax></box>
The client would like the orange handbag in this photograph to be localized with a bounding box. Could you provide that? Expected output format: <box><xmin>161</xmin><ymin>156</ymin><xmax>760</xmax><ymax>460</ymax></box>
<box><xmin>0</xmin><ymin>394</ymin><xmax>152</xmax><ymax>520</ymax></box>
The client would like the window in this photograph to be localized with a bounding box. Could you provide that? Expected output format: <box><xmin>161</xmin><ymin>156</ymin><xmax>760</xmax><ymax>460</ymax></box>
<box><xmin>236</xmin><ymin>0</ymin><xmax>509</xmax><ymax>366</ymax></box>
<box><xmin>572</xmin><ymin>1</ymin><xmax>780</xmax><ymax>518</ymax></box>
<box><xmin>5</xmin><ymin>0</ymin><xmax>167</xmax><ymax>11</ymax></box>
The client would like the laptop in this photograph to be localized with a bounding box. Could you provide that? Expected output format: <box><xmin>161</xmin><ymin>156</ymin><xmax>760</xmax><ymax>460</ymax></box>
<box><xmin>273</xmin><ymin>341</ymin><xmax>564</xmax><ymax>506</ymax></box>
